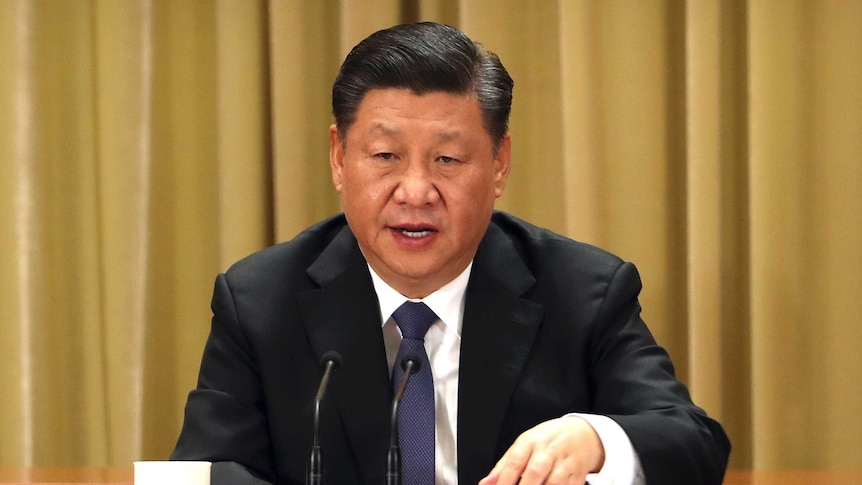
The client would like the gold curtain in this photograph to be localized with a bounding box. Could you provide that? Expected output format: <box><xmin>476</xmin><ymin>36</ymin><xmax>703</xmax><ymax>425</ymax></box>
<box><xmin>1</xmin><ymin>0</ymin><xmax>860</xmax><ymax>471</ymax></box>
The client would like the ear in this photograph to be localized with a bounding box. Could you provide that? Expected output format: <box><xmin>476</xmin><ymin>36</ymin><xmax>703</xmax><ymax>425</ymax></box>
<box><xmin>329</xmin><ymin>124</ymin><xmax>344</xmax><ymax>193</ymax></box>
<box><xmin>493</xmin><ymin>133</ymin><xmax>512</xmax><ymax>198</ymax></box>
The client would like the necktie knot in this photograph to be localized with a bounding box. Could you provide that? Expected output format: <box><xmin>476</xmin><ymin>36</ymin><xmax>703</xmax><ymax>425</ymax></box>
<box><xmin>393</xmin><ymin>301</ymin><xmax>437</xmax><ymax>340</ymax></box>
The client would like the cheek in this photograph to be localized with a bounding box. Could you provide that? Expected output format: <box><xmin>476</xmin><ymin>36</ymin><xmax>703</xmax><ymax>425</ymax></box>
<box><xmin>445</xmin><ymin>182</ymin><xmax>496</xmax><ymax>225</ymax></box>
<box><xmin>364</xmin><ymin>186</ymin><xmax>388</xmax><ymax>203</ymax></box>
<box><xmin>342</xmin><ymin>177</ymin><xmax>390</xmax><ymax>218</ymax></box>
<box><xmin>452</xmin><ymin>173</ymin><xmax>498</xmax><ymax>205</ymax></box>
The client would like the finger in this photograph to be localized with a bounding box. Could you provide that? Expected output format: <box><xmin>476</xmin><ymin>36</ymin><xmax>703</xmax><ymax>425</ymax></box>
<box><xmin>543</xmin><ymin>458</ymin><xmax>585</xmax><ymax>485</ymax></box>
<box><xmin>477</xmin><ymin>466</ymin><xmax>500</xmax><ymax>485</ymax></box>
<box><xmin>553</xmin><ymin>447</ymin><xmax>592</xmax><ymax>485</ymax></box>
<box><xmin>546</xmin><ymin>456</ymin><xmax>588</xmax><ymax>485</ymax></box>
<box><xmin>566</xmin><ymin>474</ymin><xmax>586</xmax><ymax>485</ymax></box>
<box><xmin>492</xmin><ymin>439</ymin><xmax>536</xmax><ymax>485</ymax></box>
<box><xmin>478</xmin><ymin>453</ymin><xmax>512</xmax><ymax>485</ymax></box>
<box><xmin>515</xmin><ymin>450</ymin><xmax>555</xmax><ymax>485</ymax></box>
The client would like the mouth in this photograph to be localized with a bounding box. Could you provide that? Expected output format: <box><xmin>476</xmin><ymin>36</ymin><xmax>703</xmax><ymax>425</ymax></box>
<box><xmin>398</xmin><ymin>228</ymin><xmax>433</xmax><ymax>238</ymax></box>
<box><xmin>390</xmin><ymin>223</ymin><xmax>438</xmax><ymax>239</ymax></box>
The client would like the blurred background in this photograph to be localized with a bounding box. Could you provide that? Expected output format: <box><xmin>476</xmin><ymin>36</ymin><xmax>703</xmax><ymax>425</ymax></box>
<box><xmin>1</xmin><ymin>0</ymin><xmax>860</xmax><ymax>472</ymax></box>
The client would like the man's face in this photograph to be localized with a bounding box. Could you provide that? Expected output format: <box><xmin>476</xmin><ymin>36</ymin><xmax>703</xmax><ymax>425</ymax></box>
<box><xmin>329</xmin><ymin>88</ymin><xmax>511</xmax><ymax>298</ymax></box>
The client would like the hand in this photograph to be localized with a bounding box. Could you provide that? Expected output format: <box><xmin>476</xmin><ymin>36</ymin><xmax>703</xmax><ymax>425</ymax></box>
<box><xmin>478</xmin><ymin>416</ymin><xmax>605</xmax><ymax>485</ymax></box>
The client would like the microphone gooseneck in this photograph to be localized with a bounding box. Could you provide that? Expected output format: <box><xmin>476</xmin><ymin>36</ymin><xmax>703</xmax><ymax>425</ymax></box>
<box><xmin>386</xmin><ymin>355</ymin><xmax>422</xmax><ymax>485</ymax></box>
<box><xmin>307</xmin><ymin>351</ymin><xmax>342</xmax><ymax>485</ymax></box>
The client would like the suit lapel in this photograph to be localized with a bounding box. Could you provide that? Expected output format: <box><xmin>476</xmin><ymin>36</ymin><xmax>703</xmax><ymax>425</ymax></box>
<box><xmin>297</xmin><ymin>227</ymin><xmax>390</xmax><ymax>483</ymax></box>
<box><xmin>458</xmin><ymin>222</ymin><xmax>544</xmax><ymax>485</ymax></box>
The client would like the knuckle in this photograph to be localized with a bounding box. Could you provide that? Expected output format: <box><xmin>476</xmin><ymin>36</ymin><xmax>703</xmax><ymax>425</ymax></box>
<box><xmin>520</xmin><ymin>463</ymin><xmax>549</xmax><ymax>483</ymax></box>
<box><xmin>505</xmin><ymin>444</ymin><xmax>533</xmax><ymax>465</ymax></box>
<box><xmin>502</xmin><ymin>453</ymin><xmax>528</xmax><ymax>470</ymax></box>
<box><xmin>547</xmin><ymin>465</ymin><xmax>575</xmax><ymax>485</ymax></box>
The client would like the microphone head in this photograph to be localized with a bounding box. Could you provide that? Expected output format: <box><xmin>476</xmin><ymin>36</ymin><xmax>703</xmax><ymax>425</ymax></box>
<box><xmin>321</xmin><ymin>351</ymin><xmax>342</xmax><ymax>372</ymax></box>
<box><xmin>400</xmin><ymin>355</ymin><xmax>422</xmax><ymax>374</ymax></box>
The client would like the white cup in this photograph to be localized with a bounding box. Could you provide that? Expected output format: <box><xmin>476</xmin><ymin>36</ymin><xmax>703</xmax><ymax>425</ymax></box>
<box><xmin>134</xmin><ymin>461</ymin><xmax>211</xmax><ymax>485</ymax></box>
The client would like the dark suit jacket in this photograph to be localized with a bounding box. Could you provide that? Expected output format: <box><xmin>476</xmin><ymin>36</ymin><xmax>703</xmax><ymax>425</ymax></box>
<box><xmin>172</xmin><ymin>212</ymin><xmax>729</xmax><ymax>484</ymax></box>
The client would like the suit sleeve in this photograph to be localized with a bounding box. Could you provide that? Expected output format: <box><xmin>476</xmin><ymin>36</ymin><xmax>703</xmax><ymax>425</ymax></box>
<box><xmin>587</xmin><ymin>262</ymin><xmax>730</xmax><ymax>485</ymax></box>
<box><xmin>171</xmin><ymin>273</ymin><xmax>277</xmax><ymax>484</ymax></box>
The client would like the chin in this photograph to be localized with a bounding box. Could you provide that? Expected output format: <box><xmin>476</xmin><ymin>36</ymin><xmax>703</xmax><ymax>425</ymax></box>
<box><xmin>388</xmin><ymin>262</ymin><xmax>444</xmax><ymax>283</ymax></box>
<box><xmin>391</xmin><ymin>265</ymin><xmax>438</xmax><ymax>281</ymax></box>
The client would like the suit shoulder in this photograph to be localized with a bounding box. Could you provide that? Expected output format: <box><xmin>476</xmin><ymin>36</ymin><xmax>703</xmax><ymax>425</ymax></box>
<box><xmin>490</xmin><ymin>211</ymin><xmax>625</xmax><ymax>274</ymax></box>
<box><xmin>223</xmin><ymin>214</ymin><xmax>348</xmax><ymax>285</ymax></box>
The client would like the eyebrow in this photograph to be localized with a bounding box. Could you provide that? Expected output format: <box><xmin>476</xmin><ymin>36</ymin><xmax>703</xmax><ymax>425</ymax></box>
<box><xmin>435</xmin><ymin>131</ymin><xmax>463</xmax><ymax>142</ymax></box>
<box><xmin>368</xmin><ymin>123</ymin><xmax>399</xmax><ymax>136</ymax></box>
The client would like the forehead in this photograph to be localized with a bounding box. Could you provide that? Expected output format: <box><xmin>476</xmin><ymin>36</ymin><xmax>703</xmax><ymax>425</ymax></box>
<box><xmin>349</xmin><ymin>88</ymin><xmax>488</xmax><ymax>140</ymax></box>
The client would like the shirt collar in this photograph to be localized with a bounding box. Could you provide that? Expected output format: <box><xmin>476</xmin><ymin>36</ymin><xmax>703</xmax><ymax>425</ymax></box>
<box><xmin>368</xmin><ymin>262</ymin><xmax>473</xmax><ymax>336</ymax></box>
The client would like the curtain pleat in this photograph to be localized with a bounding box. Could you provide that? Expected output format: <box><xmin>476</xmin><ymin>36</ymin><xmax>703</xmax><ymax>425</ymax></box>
<box><xmin>685</xmin><ymin>0</ymin><xmax>752</xmax><ymax>468</ymax></box>
<box><xmin>1</xmin><ymin>0</ymin><xmax>860</xmax><ymax>471</ymax></box>
<box><xmin>214</xmin><ymin>0</ymin><xmax>273</xmax><ymax>267</ymax></box>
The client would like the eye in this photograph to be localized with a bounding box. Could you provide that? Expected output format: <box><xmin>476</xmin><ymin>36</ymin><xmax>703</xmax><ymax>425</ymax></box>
<box><xmin>374</xmin><ymin>152</ymin><xmax>395</xmax><ymax>160</ymax></box>
<box><xmin>438</xmin><ymin>155</ymin><xmax>458</xmax><ymax>164</ymax></box>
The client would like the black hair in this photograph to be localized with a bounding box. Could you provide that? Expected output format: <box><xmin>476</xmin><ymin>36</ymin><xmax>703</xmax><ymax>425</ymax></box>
<box><xmin>331</xmin><ymin>22</ymin><xmax>514</xmax><ymax>149</ymax></box>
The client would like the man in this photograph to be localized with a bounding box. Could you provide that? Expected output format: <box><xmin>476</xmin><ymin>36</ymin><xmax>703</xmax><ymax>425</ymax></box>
<box><xmin>172</xmin><ymin>22</ymin><xmax>730</xmax><ymax>484</ymax></box>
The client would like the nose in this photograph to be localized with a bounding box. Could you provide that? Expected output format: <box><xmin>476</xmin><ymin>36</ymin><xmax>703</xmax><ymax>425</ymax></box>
<box><xmin>393</xmin><ymin>159</ymin><xmax>440</xmax><ymax>206</ymax></box>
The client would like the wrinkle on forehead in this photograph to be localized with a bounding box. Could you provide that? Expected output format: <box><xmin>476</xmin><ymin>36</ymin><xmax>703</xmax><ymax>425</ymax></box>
<box><xmin>365</xmin><ymin>122</ymin><xmax>466</xmax><ymax>142</ymax></box>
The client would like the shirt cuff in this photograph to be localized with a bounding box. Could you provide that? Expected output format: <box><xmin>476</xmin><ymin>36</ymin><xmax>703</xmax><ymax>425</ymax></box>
<box><xmin>566</xmin><ymin>413</ymin><xmax>645</xmax><ymax>485</ymax></box>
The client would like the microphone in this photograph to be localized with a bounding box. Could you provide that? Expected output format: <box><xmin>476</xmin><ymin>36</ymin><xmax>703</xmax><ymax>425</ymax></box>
<box><xmin>307</xmin><ymin>351</ymin><xmax>342</xmax><ymax>485</ymax></box>
<box><xmin>385</xmin><ymin>355</ymin><xmax>422</xmax><ymax>485</ymax></box>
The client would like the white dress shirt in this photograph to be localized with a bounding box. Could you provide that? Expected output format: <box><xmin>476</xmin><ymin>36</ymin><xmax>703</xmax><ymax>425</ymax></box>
<box><xmin>368</xmin><ymin>263</ymin><xmax>645</xmax><ymax>484</ymax></box>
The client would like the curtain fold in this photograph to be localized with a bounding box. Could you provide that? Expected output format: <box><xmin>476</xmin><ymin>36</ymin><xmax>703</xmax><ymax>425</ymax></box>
<box><xmin>214</xmin><ymin>0</ymin><xmax>273</xmax><ymax>267</ymax></box>
<box><xmin>685</xmin><ymin>0</ymin><xmax>752</xmax><ymax>468</ymax></box>
<box><xmin>1</xmin><ymin>0</ymin><xmax>860</xmax><ymax>471</ymax></box>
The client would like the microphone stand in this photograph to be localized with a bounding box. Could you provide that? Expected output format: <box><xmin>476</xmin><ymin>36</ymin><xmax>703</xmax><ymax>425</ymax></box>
<box><xmin>307</xmin><ymin>353</ymin><xmax>341</xmax><ymax>485</ymax></box>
